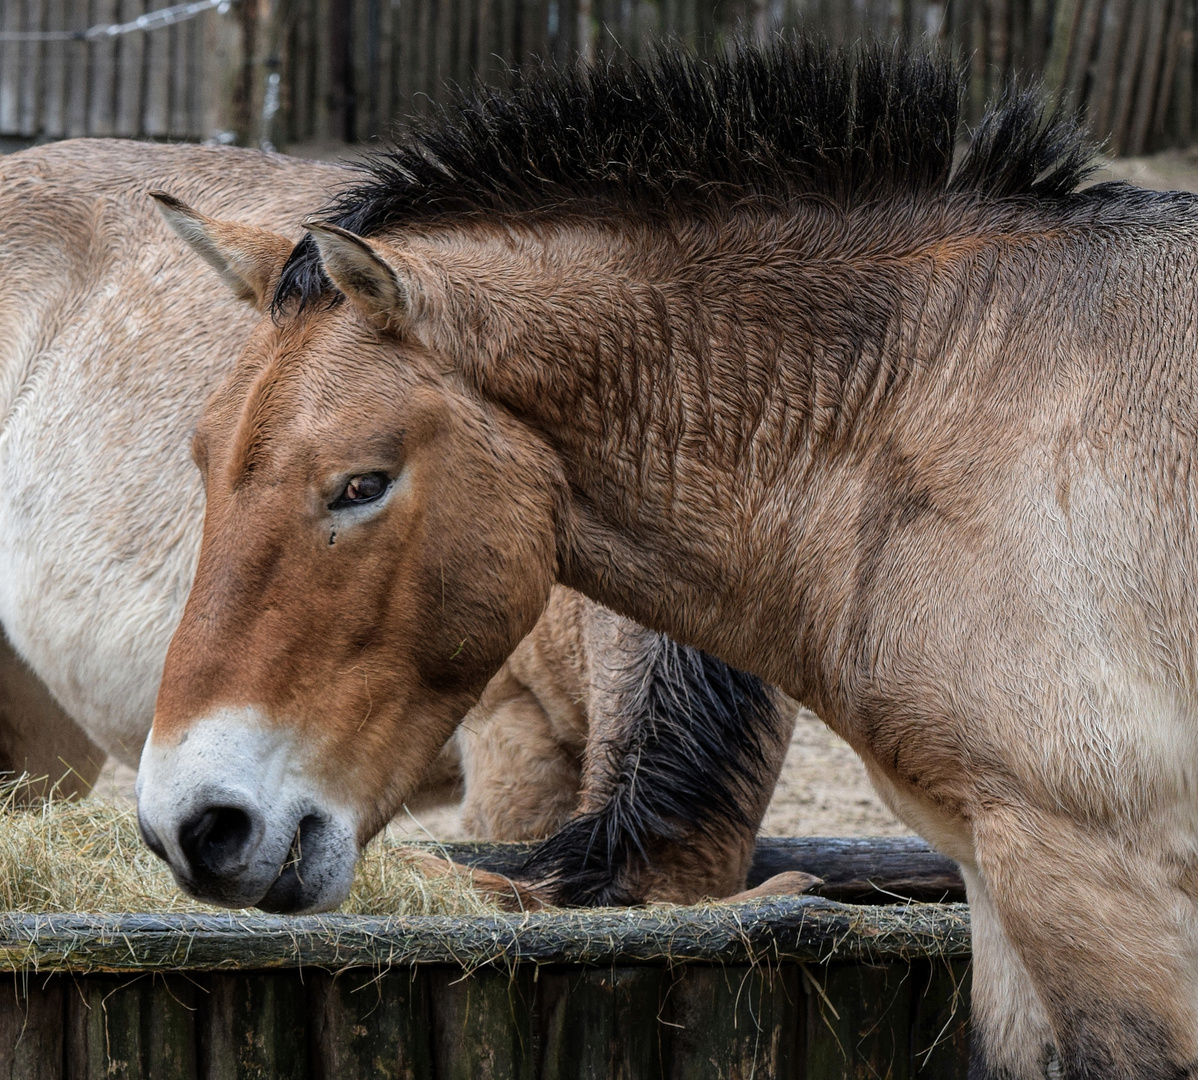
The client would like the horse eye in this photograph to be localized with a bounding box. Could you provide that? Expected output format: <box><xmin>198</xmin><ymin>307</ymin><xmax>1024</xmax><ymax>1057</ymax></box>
<box><xmin>332</xmin><ymin>472</ymin><xmax>389</xmax><ymax>509</ymax></box>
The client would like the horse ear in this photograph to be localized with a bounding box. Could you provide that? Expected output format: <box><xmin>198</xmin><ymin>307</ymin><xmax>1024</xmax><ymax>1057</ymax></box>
<box><xmin>303</xmin><ymin>222</ymin><xmax>419</xmax><ymax>331</ymax></box>
<box><xmin>151</xmin><ymin>191</ymin><xmax>293</xmax><ymax>310</ymax></box>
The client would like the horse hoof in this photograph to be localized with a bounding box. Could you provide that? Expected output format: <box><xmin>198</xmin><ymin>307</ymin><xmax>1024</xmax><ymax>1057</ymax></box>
<box><xmin>721</xmin><ymin>871</ymin><xmax>822</xmax><ymax>903</ymax></box>
<box><xmin>401</xmin><ymin>849</ymin><xmax>549</xmax><ymax>911</ymax></box>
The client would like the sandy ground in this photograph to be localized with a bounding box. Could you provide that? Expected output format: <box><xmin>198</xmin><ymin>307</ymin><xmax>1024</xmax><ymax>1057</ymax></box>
<box><xmin>90</xmin><ymin>148</ymin><xmax>1198</xmax><ymax>840</ymax></box>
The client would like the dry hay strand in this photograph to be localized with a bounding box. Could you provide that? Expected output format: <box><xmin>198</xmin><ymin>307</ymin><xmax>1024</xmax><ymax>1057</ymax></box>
<box><xmin>0</xmin><ymin>778</ymin><xmax>501</xmax><ymax>916</ymax></box>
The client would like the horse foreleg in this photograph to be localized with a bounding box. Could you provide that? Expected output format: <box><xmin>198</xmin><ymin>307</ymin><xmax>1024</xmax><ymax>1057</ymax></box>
<box><xmin>971</xmin><ymin>808</ymin><xmax>1198</xmax><ymax>1079</ymax></box>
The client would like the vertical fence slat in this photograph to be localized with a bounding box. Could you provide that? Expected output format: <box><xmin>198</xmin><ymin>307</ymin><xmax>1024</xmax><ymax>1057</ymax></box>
<box><xmin>18</xmin><ymin>0</ymin><xmax>46</xmax><ymax>137</ymax></box>
<box><xmin>142</xmin><ymin>0</ymin><xmax>170</xmax><ymax>135</ymax></box>
<box><xmin>42</xmin><ymin>0</ymin><xmax>66</xmax><ymax>137</ymax></box>
<box><xmin>804</xmin><ymin>961</ymin><xmax>914</xmax><ymax>1080</ymax></box>
<box><xmin>910</xmin><ymin>959</ymin><xmax>972</xmax><ymax>1079</ymax></box>
<box><xmin>0</xmin><ymin>0</ymin><xmax>23</xmax><ymax>134</ymax></box>
<box><xmin>311</xmin><ymin>969</ymin><xmax>435</xmax><ymax>1080</ymax></box>
<box><xmin>537</xmin><ymin>966</ymin><xmax>665</xmax><ymax>1080</ymax></box>
<box><xmin>115</xmin><ymin>0</ymin><xmax>145</xmax><ymax>135</ymax></box>
<box><xmin>1090</xmin><ymin>0</ymin><xmax>1131</xmax><ymax>141</ymax></box>
<box><xmin>0</xmin><ymin>977</ymin><xmax>65</xmax><ymax>1080</ymax></box>
<box><xmin>428</xmin><ymin>967</ymin><xmax>536</xmax><ymax>1080</ymax></box>
<box><xmin>1176</xmin><ymin>0</ymin><xmax>1194</xmax><ymax>144</ymax></box>
<box><xmin>1129</xmin><ymin>0</ymin><xmax>1171</xmax><ymax>155</ymax></box>
<box><xmin>87</xmin><ymin>0</ymin><xmax>118</xmax><ymax>135</ymax></box>
<box><xmin>202</xmin><ymin>973</ymin><xmax>312</xmax><ymax>1080</ymax></box>
<box><xmin>1154</xmin><ymin>0</ymin><xmax>1183</xmax><ymax>142</ymax></box>
<box><xmin>1110</xmin><ymin>0</ymin><xmax>1150</xmax><ymax>153</ymax></box>
<box><xmin>64</xmin><ymin>0</ymin><xmax>89</xmax><ymax>137</ymax></box>
<box><xmin>663</xmin><ymin>964</ymin><xmax>802</xmax><ymax>1080</ymax></box>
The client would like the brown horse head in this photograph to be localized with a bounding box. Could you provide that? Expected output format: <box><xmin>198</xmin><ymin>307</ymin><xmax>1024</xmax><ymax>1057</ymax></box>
<box><xmin>138</xmin><ymin>199</ymin><xmax>561</xmax><ymax>910</ymax></box>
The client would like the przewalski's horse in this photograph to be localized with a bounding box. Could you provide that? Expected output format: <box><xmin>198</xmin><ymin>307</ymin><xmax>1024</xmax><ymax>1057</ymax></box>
<box><xmin>141</xmin><ymin>43</ymin><xmax>1198</xmax><ymax>1078</ymax></box>
<box><xmin>0</xmin><ymin>139</ymin><xmax>792</xmax><ymax>903</ymax></box>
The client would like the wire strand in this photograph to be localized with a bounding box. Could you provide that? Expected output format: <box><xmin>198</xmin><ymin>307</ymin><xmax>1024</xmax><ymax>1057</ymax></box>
<box><xmin>0</xmin><ymin>0</ymin><xmax>230</xmax><ymax>43</ymax></box>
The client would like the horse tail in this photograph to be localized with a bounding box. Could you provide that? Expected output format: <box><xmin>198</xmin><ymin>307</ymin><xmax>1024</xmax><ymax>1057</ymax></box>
<box><xmin>518</xmin><ymin>629</ymin><xmax>791</xmax><ymax>906</ymax></box>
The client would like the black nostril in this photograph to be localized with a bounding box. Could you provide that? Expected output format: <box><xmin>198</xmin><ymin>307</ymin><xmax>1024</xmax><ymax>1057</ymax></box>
<box><xmin>178</xmin><ymin>805</ymin><xmax>255</xmax><ymax>876</ymax></box>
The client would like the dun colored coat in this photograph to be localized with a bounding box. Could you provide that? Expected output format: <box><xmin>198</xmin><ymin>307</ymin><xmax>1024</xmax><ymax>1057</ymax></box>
<box><xmin>0</xmin><ymin>140</ymin><xmax>792</xmax><ymax>905</ymax></box>
<box><xmin>141</xmin><ymin>45</ymin><xmax>1198</xmax><ymax>1077</ymax></box>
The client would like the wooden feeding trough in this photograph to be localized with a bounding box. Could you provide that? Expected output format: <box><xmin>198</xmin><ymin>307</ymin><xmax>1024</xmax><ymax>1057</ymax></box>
<box><xmin>0</xmin><ymin>838</ymin><xmax>972</xmax><ymax>1079</ymax></box>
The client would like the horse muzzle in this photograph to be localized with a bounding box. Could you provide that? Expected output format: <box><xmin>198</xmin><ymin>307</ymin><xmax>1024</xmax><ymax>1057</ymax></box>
<box><xmin>135</xmin><ymin>709</ymin><xmax>358</xmax><ymax>913</ymax></box>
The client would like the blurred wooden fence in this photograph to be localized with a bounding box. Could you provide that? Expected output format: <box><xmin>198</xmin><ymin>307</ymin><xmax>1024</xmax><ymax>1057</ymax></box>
<box><xmin>0</xmin><ymin>0</ymin><xmax>1195</xmax><ymax>157</ymax></box>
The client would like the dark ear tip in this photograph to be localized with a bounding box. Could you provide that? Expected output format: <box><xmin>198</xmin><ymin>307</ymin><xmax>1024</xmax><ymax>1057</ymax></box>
<box><xmin>149</xmin><ymin>190</ymin><xmax>183</xmax><ymax>209</ymax></box>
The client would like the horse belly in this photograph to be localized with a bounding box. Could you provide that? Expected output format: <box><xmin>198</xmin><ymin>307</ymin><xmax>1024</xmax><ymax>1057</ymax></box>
<box><xmin>0</xmin><ymin>337</ymin><xmax>207</xmax><ymax>766</ymax></box>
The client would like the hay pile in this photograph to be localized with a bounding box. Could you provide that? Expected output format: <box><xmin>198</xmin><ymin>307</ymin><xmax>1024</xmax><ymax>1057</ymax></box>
<box><xmin>0</xmin><ymin>782</ymin><xmax>500</xmax><ymax>916</ymax></box>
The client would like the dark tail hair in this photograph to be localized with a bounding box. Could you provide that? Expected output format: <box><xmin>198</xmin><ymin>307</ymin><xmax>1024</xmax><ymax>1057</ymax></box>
<box><xmin>519</xmin><ymin>634</ymin><xmax>784</xmax><ymax>906</ymax></box>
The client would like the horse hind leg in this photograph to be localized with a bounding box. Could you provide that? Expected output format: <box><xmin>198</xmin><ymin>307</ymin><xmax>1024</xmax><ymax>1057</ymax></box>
<box><xmin>970</xmin><ymin>808</ymin><xmax>1198</xmax><ymax>1079</ymax></box>
<box><xmin>0</xmin><ymin>629</ymin><xmax>104</xmax><ymax>802</ymax></box>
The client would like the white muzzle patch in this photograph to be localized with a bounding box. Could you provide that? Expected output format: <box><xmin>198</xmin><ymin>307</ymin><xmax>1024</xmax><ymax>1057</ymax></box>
<box><xmin>136</xmin><ymin>707</ymin><xmax>358</xmax><ymax>912</ymax></box>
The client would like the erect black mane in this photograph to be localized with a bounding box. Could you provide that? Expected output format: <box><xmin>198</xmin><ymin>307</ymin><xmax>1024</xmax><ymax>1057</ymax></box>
<box><xmin>274</xmin><ymin>41</ymin><xmax>1097</xmax><ymax>313</ymax></box>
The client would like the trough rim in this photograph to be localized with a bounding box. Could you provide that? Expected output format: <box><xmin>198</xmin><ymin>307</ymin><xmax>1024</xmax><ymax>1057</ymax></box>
<box><xmin>0</xmin><ymin>896</ymin><xmax>970</xmax><ymax>974</ymax></box>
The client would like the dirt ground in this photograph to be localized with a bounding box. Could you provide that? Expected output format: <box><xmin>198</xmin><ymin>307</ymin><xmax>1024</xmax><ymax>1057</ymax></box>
<box><xmin>93</xmin><ymin>148</ymin><xmax>1198</xmax><ymax>840</ymax></box>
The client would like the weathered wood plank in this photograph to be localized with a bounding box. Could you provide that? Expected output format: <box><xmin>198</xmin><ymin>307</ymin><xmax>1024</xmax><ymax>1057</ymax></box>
<box><xmin>0</xmin><ymin>0</ymin><xmax>23</xmax><ymax>135</ymax></box>
<box><xmin>1129</xmin><ymin>0</ymin><xmax>1170</xmax><ymax>155</ymax></box>
<box><xmin>428</xmin><ymin>965</ymin><xmax>535</xmax><ymax>1080</ymax></box>
<box><xmin>141</xmin><ymin>0</ymin><xmax>171</xmax><ymax>136</ymax></box>
<box><xmin>41</xmin><ymin>0</ymin><xmax>67</xmax><ymax>137</ymax></box>
<box><xmin>663</xmin><ymin>963</ymin><xmax>801</xmax><ymax>1080</ymax></box>
<box><xmin>427</xmin><ymin>835</ymin><xmax>967</xmax><ymax>903</ymax></box>
<box><xmin>910</xmin><ymin>958</ymin><xmax>971</xmax><ymax>1079</ymax></box>
<box><xmin>0</xmin><ymin>976</ymin><xmax>64</xmax><ymax>1080</ymax></box>
<box><xmin>202</xmin><ymin>972</ymin><xmax>311</xmax><ymax>1080</ymax></box>
<box><xmin>0</xmin><ymin>900</ymin><xmax>971</xmax><ymax>974</ymax></box>
<box><xmin>310</xmin><ymin>968</ymin><xmax>435</xmax><ymax>1080</ymax></box>
<box><xmin>87</xmin><ymin>0</ymin><xmax>119</xmax><ymax>136</ymax></box>
<box><xmin>804</xmin><ymin>960</ymin><xmax>913</xmax><ymax>1080</ymax></box>
<box><xmin>146</xmin><ymin>977</ymin><xmax>199</xmax><ymax>1080</ymax></box>
<box><xmin>537</xmin><ymin>965</ymin><xmax>664</xmax><ymax>1079</ymax></box>
<box><xmin>66</xmin><ymin>976</ymin><xmax>147</xmax><ymax>1080</ymax></box>
<box><xmin>18</xmin><ymin>0</ymin><xmax>46</xmax><ymax>137</ymax></box>
<box><xmin>115</xmin><ymin>0</ymin><xmax>146</xmax><ymax>136</ymax></box>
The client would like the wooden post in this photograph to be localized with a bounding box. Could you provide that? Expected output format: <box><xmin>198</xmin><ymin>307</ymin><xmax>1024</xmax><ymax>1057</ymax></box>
<box><xmin>577</xmin><ymin>0</ymin><xmax>594</xmax><ymax>66</ymax></box>
<box><xmin>1042</xmin><ymin>0</ymin><xmax>1080</xmax><ymax>99</ymax></box>
<box><xmin>116</xmin><ymin>0</ymin><xmax>146</xmax><ymax>137</ymax></box>
<box><xmin>42</xmin><ymin>0</ymin><xmax>66</xmax><ymax>137</ymax></box>
<box><xmin>0</xmin><ymin>976</ymin><xmax>65</xmax><ymax>1080</ymax></box>
<box><xmin>88</xmin><ymin>0</ymin><xmax>120</xmax><ymax>135</ymax></box>
<box><xmin>804</xmin><ymin>961</ymin><xmax>914</xmax><ymax>1080</ymax></box>
<box><xmin>427</xmin><ymin>966</ymin><xmax>536</xmax><ymax>1080</ymax></box>
<box><xmin>1175</xmin><ymin>0</ymin><xmax>1193</xmax><ymax>145</ymax></box>
<box><xmin>201</xmin><ymin>0</ymin><xmax>242</xmax><ymax>142</ymax></box>
<box><xmin>1154</xmin><ymin>0</ymin><xmax>1183</xmax><ymax>145</ymax></box>
<box><xmin>202</xmin><ymin>973</ymin><xmax>311</xmax><ymax>1080</ymax></box>
<box><xmin>311</xmin><ymin>969</ymin><xmax>436</xmax><ymax>1080</ymax></box>
<box><xmin>538</xmin><ymin>966</ymin><xmax>666</xmax><ymax>1078</ymax></box>
<box><xmin>63</xmin><ymin>0</ymin><xmax>88</xmax><ymax>137</ymax></box>
<box><xmin>1089</xmin><ymin>0</ymin><xmax>1131</xmax><ymax>144</ymax></box>
<box><xmin>1110</xmin><ymin>0</ymin><xmax>1150</xmax><ymax>153</ymax></box>
<box><xmin>0</xmin><ymin>0</ymin><xmax>22</xmax><ymax>134</ymax></box>
<box><xmin>142</xmin><ymin>0</ymin><xmax>171</xmax><ymax>136</ymax></box>
<box><xmin>18</xmin><ymin>0</ymin><xmax>46</xmax><ymax>137</ymax></box>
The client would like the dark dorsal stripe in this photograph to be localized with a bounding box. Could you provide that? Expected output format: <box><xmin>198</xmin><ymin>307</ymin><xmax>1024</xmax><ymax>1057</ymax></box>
<box><xmin>273</xmin><ymin>42</ymin><xmax>1097</xmax><ymax>313</ymax></box>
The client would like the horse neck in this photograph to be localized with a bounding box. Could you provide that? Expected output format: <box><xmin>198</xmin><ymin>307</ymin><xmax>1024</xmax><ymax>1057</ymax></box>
<box><xmin>431</xmin><ymin>207</ymin><xmax>1060</xmax><ymax>694</ymax></box>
